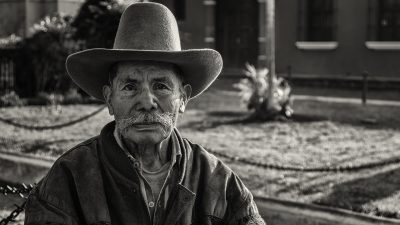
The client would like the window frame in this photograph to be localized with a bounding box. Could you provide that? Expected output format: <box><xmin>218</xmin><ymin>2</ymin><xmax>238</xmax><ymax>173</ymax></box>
<box><xmin>366</xmin><ymin>0</ymin><xmax>400</xmax><ymax>50</ymax></box>
<box><xmin>297</xmin><ymin>0</ymin><xmax>338</xmax><ymax>50</ymax></box>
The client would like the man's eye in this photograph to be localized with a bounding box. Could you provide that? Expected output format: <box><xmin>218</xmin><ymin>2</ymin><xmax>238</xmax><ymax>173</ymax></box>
<box><xmin>153</xmin><ymin>83</ymin><xmax>169</xmax><ymax>90</ymax></box>
<box><xmin>122</xmin><ymin>84</ymin><xmax>136</xmax><ymax>91</ymax></box>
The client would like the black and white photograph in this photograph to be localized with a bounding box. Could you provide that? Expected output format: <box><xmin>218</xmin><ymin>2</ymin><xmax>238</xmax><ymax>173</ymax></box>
<box><xmin>1</xmin><ymin>0</ymin><xmax>400</xmax><ymax>224</ymax></box>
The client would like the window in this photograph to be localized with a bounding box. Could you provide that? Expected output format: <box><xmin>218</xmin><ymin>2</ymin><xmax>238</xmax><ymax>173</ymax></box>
<box><xmin>298</xmin><ymin>0</ymin><xmax>337</xmax><ymax>41</ymax></box>
<box><xmin>366</xmin><ymin>0</ymin><xmax>400</xmax><ymax>49</ymax></box>
<box><xmin>377</xmin><ymin>0</ymin><xmax>400</xmax><ymax>41</ymax></box>
<box><xmin>174</xmin><ymin>0</ymin><xmax>185</xmax><ymax>21</ymax></box>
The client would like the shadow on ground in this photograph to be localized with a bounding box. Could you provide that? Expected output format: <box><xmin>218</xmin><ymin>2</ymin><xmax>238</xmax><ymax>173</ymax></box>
<box><xmin>179</xmin><ymin>110</ymin><xmax>329</xmax><ymax>131</ymax></box>
<box><xmin>182</xmin><ymin>105</ymin><xmax>400</xmax><ymax>131</ymax></box>
<box><xmin>315</xmin><ymin>166</ymin><xmax>400</xmax><ymax>219</ymax></box>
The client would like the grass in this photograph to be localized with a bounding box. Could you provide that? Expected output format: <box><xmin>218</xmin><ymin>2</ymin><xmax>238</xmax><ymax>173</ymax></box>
<box><xmin>1</xmin><ymin>85</ymin><xmax>400</xmax><ymax>221</ymax></box>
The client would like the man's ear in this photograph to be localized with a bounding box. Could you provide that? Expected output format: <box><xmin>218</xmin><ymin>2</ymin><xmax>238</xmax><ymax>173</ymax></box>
<box><xmin>179</xmin><ymin>84</ymin><xmax>192</xmax><ymax>113</ymax></box>
<box><xmin>103</xmin><ymin>85</ymin><xmax>114</xmax><ymax>115</ymax></box>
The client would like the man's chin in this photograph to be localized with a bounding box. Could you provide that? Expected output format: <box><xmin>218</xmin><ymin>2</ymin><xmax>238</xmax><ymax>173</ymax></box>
<box><xmin>121</xmin><ymin>126</ymin><xmax>171</xmax><ymax>145</ymax></box>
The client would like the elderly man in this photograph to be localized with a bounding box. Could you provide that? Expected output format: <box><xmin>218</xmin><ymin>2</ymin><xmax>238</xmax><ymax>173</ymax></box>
<box><xmin>25</xmin><ymin>3</ymin><xmax>266</xmax><ymax>225</ymax></box>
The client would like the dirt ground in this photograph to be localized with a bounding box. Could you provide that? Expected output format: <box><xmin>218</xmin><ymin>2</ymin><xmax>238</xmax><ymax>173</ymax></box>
<box><xmin>1</xmin><ymin>87</ymin><xmax>400</xmax><ymax>221</ymax></box>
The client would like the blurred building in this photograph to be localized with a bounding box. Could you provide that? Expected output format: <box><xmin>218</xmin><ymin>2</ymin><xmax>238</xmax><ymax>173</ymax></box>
<box><xmin>0</xmin><ymin>0</ymin><xmax>84</xmax><ymax>38</ymax></box>
<box><xmin>155</xmin><ymin>0</ymin><xmax>400</xmax><ymax>81</ymax></box>
<box><xmin>276</xmin><ymin>0</ymin><xmax>400</xmax><ymax>79</ymax></box>
<box><xmin>2</xmin><ymin>0</ymin><xmax>400</xmax><ymax>80</ymax></box>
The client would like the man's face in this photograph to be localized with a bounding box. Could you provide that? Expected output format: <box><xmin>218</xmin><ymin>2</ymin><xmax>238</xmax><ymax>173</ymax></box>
<box><xmin>103</xmin><ymin>61</ymin><xmax>191</xmax><ymax>145</ymax></box>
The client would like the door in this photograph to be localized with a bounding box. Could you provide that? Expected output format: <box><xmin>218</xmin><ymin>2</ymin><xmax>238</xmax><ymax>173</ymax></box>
<box><xmin>216</xmin><ymin>0</ymin><xmax>259</xmax><ymax>69</ymax></box>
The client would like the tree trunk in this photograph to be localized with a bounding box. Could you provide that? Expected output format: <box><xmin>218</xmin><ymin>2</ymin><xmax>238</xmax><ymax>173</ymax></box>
<box><xmin>265</xmin><ymin>0</ymin><xmax>276</xmax><ymax>111</ymax></box>
<box><xmin>252</xmin><ymin>0</ymin><xmax>278</xmax><ymax>121</ymax></box>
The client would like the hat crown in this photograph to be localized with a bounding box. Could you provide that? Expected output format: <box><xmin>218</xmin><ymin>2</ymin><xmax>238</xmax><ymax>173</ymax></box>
<box><xmin>113</xmin><ymin>3</ymin><xmax>181</xmax><ymax>51</ymax></box>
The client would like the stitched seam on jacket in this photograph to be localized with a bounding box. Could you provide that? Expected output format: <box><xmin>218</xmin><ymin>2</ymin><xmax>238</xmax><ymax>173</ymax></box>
<box><xmin>89</xmin><ymin>222</ymin><xmax>112</xmax><ymax>225</ymax></box>
<box><xmin>207</xmin><ymin>214</ymin><xmax>224</xmax><ymax>222</ymax></box>
<box><xmin>227</xmin><ymin>189</ymin><xmax>252</xmax><ymax>224</ymax></box>
<box><xmin>26</xmin><ymin>223</ymin><xmax>65</xmax><ymax>225</ymax></box>
<box><xmin>28</xmin><ymin>193</ymin><xmax>79</xmax><ymax>225</ymax></box>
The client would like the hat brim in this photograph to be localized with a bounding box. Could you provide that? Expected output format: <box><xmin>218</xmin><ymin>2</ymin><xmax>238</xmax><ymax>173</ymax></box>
<box><xmin>66</xmin><ymin>48</ymin><xmax>223</xmax><ymax>101</ymax></box>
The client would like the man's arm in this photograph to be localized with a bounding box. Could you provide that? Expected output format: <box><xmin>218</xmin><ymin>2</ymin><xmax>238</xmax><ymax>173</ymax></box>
<box><xmin>24</xmin><ymin>187</ymin><xmax>78</xmax><ymax>225</ymax></box>
<box><xmin>226</xmin><ymin>173</ymin><xmax>266</xmax><ymax>225</ymax></box>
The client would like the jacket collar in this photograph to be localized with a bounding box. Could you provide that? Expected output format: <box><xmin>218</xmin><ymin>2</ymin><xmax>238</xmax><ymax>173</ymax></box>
<box><xmin>99</xmin><ymin>122</ymin><xmax>196</xmax><ymax>224</ymax></box>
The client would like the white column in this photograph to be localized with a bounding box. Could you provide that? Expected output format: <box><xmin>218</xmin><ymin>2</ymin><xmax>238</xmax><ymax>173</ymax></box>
<box><xmin>203</xmin><ymin>0</ymin><xmax>216</xmax><ymax>48</ymax></box>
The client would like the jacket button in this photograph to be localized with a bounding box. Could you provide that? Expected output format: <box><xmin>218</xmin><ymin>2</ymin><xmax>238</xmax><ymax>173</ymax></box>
<box><xmin>133</xmin><ymin>162</ymin><xmax>140</xmax><ymax>168</ymax></box>
<box><xmin>149</xmin><ymin>201</ymin><xmax>155</xmax><ymax>208</ymax></box>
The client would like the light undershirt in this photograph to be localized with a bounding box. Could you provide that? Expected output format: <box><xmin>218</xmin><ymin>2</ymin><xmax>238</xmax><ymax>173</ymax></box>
<box><xmin>113</xmin><ymin>128</ymin><xmax>177</xmax><ymax>222</ymax></box>
<box><xmin>142</xmin><ymin>162</ymin><xmax>171</xmax><ymax>216</ymax></box>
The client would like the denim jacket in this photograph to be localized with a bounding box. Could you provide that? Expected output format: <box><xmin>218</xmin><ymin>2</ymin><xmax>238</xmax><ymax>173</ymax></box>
<box><xmin>25</xmin><ymin>122</ymin><xmax>266</xmax><ymax>225</ymax></box>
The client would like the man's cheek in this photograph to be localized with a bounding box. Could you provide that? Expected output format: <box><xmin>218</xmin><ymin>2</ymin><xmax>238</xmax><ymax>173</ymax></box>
<box><xmin>159</xmin><ymin>99</ymin><xmax>180</xmax><ymax>113</ymax></box>
<box><xmin>112</xmin><ymin>102</ymin><xmax>133</xmax><ymax>119</ymax></box>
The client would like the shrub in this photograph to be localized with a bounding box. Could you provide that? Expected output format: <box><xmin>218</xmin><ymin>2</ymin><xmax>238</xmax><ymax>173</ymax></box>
<box><xmin>36</xmin><ymin>92</ymin><xmax>64</xmax><ymax>105</ymax></box>
<box><xmin>0</xmin><ymin>34</ymin><xmax>22</xmax><ymax>49</ymax></box>
<box><xmin>234</xmin><ymin>63</ymin><xmax>293</xmax><ymax>120</ymax></box>
<box><xmin>0</xmin><ymin>91</ymin><xmax>26</xmax><ymax>107</ymax></box>
<box><xmin>72</xmin><ymin>0</ymin><xmax>124</xmax><ymax>48</ymax></box>
<box><xmin>24</xmin><ymin>13</ymin><xmax>76</xmax><ymax>94</ymax></box>
<box><xmin>62</xmin><ymin>88</ymin><xmax>83</xmax><ymax>104</ymax></box>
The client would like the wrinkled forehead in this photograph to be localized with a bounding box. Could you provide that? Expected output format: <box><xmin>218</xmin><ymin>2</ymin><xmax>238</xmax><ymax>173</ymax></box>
<box><xmin>110</xmin><ymin>61</ymin><xmax>183</xmax><ymax>83</ymax></box>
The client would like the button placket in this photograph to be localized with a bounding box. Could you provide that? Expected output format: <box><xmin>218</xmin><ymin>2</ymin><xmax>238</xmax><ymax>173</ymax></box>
<box><xmin>133</xmin><ymin>161</ymin><xmax>140</xmax><ymax>169</ymax></box>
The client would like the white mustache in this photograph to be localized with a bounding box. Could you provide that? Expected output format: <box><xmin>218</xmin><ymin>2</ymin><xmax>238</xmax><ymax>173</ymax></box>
<box><xmin>116</xmin><ymin>111</ymin><xmax>174</xmax><ymax>132</ymax></box>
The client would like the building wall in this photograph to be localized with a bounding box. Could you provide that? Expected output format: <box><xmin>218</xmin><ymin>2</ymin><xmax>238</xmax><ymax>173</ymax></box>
<box><xmin>155</xmin><ymin>0</ymin><xmax>207</xmax><ymax>49</ymax></box>
<box><xmin>0</xmin><ymin>0</ymin><xmax>84</xmax><ymax>38</ymax></box>
<box><xmin>57</xmin><ymin>0</ymin><xmax>85</xmax><ymax>15</ymax></box>
<box><xmin>0</xmin><ymin>0</ymin><xmax>26</xmax><ymax>37</ymax></box>
<box><xmin>179</xmin><ymin>0</ymin><xmax>207</xmax><ymax>49</ymax></box>
<box><xmin>276</xmin><ymin>0</ymin><xmax>400</xmax><ymax>77</ymax></box>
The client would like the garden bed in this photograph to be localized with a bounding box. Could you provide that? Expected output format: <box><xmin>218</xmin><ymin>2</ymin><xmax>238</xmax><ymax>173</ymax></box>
<box><xmin>1</xmin><ymin>88</ymin><xmax>400</xmax><ymax>221</ymax></box>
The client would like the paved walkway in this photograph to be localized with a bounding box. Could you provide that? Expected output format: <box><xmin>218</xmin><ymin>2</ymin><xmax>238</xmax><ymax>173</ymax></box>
<box><xmin>294</xmin><ymin>95</ymin><xmax>400</xmax><ymax>107</ymax></box>
<box><xmin>218</xmin><ymin>90</ymin><xmax>400</xmax><ymax>107</ymax></box>
<box><xmin>0</xmin><ymin>151</ymin><xmax>53</xmax><ymax>168</ymax></box>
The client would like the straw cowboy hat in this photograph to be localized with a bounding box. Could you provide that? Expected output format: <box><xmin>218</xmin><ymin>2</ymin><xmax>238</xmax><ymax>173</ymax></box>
<box><xmin>66</xmin><ymin>2</ymin><xmax>223</xmax><ymax>101</ymax></box>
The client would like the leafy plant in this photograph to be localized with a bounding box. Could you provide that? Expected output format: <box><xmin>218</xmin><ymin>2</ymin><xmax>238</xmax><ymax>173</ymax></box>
<box><xmin>0</xmin><ymin>34</ymin><xmax>22</xmax><ymax>49</ymax></box>
<box><xmin>0</xmin><ymin>91</ymin><xmax>26</xmax><ymax>107</ymax></box>
<box><xmin>63</xmin><ymin>88</ymin><xmax>83</xmax><ymax>104</ymax></box>
<box><xmin>72</xmin><ymin>0</ymin><xmax>124</xmax><ymax>48</ymax></box>
<box><xmin>234</xmin><ymin>63</ymin><xmax>293</xmax><ymax>120</ymax></box>
<box><xmin>37</xmin><ymin>92</ymin><xmax>64</xmax><ymax>105</ymax></box>
<box><xmin>24</xmin><ymin>13</ymin><xmax>77</xmax><ymax>94</ymax></box>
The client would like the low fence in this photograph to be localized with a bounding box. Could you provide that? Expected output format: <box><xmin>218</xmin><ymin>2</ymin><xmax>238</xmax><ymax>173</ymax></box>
<box><xmin>0</xmin><ymin>49</ymin><xmax>19</xmax><ymax>95</ymax></box>
<box><xmin>0</xmin><ymin>39</ymin><xmax>85</xmax><ymax>98</ymax></box>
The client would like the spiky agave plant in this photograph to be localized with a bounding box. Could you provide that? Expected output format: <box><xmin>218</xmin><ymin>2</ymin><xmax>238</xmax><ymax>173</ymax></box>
<box><xmin>234</xmin><ymin>63</ymin><xmax>293</xmax><ymax>120</ymax></box>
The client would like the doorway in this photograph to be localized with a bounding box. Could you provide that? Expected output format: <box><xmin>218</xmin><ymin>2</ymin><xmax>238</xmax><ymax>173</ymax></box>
<box><xmin>215</xmin><ymin>0</ymin><xmax>259</xmax><ymax>70</ymax></box>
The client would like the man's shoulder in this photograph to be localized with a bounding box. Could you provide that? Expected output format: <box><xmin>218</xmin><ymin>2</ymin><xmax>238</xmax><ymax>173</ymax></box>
<box><xmin>182</xmin><ymin>137</ymin><xmax>233</xmax><ymax>176</ymax></box>
<box><xmin>40</xmin><ymin>136</ymin><xmax>101</xmax><ymax>187</ymax></box>
<box><xmin>37</xmin><ymin>135</ymin><xmax>102</xmax><ymax>189</ymax></box>
<box><xmin>28</xmin><ymin>136</ymin><xmax>106</xmax><ymax>221</ymax></box>
<box><xmin>56</xmin><ymin>136</ymin><xmax>100</xmax><ymax>163</ymax></box>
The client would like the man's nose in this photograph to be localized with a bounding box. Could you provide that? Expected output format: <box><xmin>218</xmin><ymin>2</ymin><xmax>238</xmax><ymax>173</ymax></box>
<box><xmin>136</xmin><ymin>87</ymin><xmax>157</xmax><ymax>111</ymax></box>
